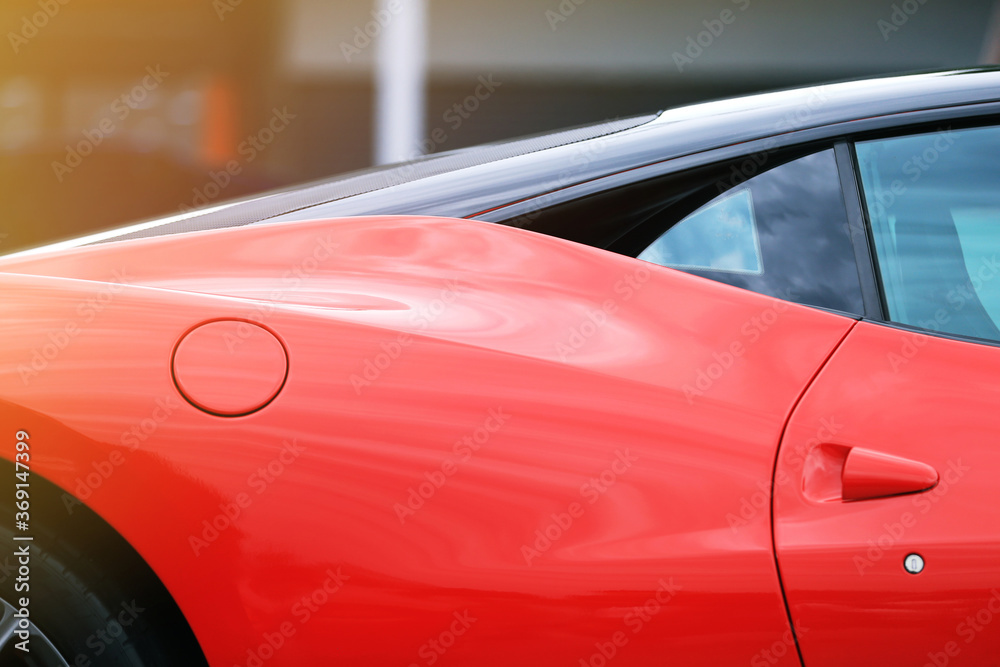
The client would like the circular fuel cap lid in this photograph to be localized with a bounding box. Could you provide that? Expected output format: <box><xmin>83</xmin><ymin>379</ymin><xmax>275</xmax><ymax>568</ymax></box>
<box><xmin>172</xmin><ymin>320</ymin><xmax>288</xmax><ymax>416</ymax></box>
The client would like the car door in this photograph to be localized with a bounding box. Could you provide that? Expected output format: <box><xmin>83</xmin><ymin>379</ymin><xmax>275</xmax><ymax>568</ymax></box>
<box><xmin>774</xmin><ymin>123</ymin><xmax>1000</xmax><ymax>666</ymax></box>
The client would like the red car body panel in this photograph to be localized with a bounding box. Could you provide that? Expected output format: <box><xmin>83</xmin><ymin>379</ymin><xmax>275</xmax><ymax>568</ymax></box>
<box><xmin>775</xmin><ymin>321</ymin><xmax>1000</xmax><ymax>666</ymax></box>
<box><xmin>0</xmin><ymin>216</ymin><xmax>857</xmax><ymax>665</ymax></box>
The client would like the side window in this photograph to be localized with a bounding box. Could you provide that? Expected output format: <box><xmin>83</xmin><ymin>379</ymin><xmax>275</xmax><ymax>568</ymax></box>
<box><xmin>856</xmin><ymin>126</ymin><xmax>1000</xmax><ymax>342</ymax></box>
<box><xmin>638</xmin><ymin>150</ymin><xmax>865</xmax><ymax>314</ymax></box>
<box><xmin>639</xmin><ymin>189</ymin><xmax>762</xmax><ymax>274</ymax></box>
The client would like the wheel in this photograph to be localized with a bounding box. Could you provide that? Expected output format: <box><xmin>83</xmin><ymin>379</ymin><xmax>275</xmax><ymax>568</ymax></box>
<box><xmin>0</xmin><ymin>597</ymin><xmax>72</xmax><ymax>666</ymax></box>
<box><xmin>0</xmin><ymin>494</ymin><xmax>207</xmax><ymax>666</ymax></box>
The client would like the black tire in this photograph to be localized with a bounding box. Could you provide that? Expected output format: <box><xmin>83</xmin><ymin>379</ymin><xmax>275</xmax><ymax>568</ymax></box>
<box><xmin>0</xmin><ymin>489</ymin><xmax>207</xmax><ymax>666</ymax></box>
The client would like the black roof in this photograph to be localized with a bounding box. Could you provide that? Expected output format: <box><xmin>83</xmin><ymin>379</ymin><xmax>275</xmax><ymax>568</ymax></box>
<box><xmin>34</xmin><ymin>68</ymin><xmax>1000</xmax><ymax>249</ymax></box>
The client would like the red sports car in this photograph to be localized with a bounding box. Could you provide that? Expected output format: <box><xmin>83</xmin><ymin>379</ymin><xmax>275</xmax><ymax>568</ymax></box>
<box><xmin>2</xmin><ymin>69</ymin><xmax>999</xmax><ymax>666</ymax></box>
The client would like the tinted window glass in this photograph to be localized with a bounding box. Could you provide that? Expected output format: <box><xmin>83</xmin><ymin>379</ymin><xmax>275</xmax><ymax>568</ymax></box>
<box><xmin>856</xmin><ymin>126</ymin><xmax>1000</xmax><ymax>341</ymax></box>
<box><xmin>639</xmin><ymin>189</ymin><xmax>762</xmax><ymax>274</ymax></box>
<box><xmin>639</xmin><ymin>150</ymin><xmax>864</xmax><ymax>314</ymax></box>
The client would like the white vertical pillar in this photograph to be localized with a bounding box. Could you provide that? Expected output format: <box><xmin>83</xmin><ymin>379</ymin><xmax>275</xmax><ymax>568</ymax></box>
<box><xmin>374</xmin><ymin>0</ymin><xmax>428</xmax><ymax>165</ymax></box>
<box><xmin>981</xmin><ymin>1</ymin><xmax>1000</xmax><ymax>64</ymax></box>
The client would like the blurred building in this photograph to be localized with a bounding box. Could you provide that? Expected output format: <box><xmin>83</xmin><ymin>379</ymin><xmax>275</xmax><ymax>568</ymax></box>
<box><xmin>0</xmin><ymin>0</ymin><xmax>995</xmax><ymax>252</ymax></box>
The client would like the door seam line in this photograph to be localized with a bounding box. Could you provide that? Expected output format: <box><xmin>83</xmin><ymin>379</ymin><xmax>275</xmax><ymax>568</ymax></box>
<box><xmin>769</xmin><ymin>318</ymin><xmax>859</xmax><ymax>667</ymax></box>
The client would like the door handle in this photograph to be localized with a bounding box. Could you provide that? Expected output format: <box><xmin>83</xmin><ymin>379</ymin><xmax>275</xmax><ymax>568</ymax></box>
<box><xmin>841</xmin><ymin>447</ymin><xmax>939</xmax><ymax>501</ymax></box>
<box><xmin>802</xmin><ymin>445</ymin><xmax>939</xmax><ymax>502</ymax></box>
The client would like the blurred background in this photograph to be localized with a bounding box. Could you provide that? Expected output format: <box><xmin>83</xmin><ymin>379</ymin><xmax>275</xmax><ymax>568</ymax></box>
<box><xmin>1</xmin><ymin>0</ymin><xmax>998</xmax><ymax>253</ymax></box>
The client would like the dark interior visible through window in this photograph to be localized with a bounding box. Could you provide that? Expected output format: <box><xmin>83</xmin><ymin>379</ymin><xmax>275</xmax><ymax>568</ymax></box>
<box><xmin>501</xmin><ymin>148</ymin><xmax>866</xmax><ymax>315</ymax></box>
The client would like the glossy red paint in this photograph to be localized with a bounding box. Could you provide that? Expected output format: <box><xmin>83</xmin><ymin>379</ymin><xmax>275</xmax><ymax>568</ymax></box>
<box><xmin>172</xmin><ymin>319</ymin><xmax>289</xmax><ymax>416</ymax></box>
<box><xmin>840</xmin><ymin>447</ymin><xmax>939</xmax><ymax>502</ymax></box>
<box><xmin>0</xmin><ymin>216</ymin><xmax>855</xmax><ymax>665</ymax></box>
<box><xmin>775</xmin><ymin>320</ymin><xmax>1000</xmax><ymax>666</ymax></box>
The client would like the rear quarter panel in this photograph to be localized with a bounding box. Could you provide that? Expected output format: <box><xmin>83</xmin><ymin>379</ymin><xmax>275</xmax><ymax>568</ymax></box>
<box><xmin>0</xmin><ymin>217</ymin><xmax>854</xmax><ymax>665</ymax></box>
